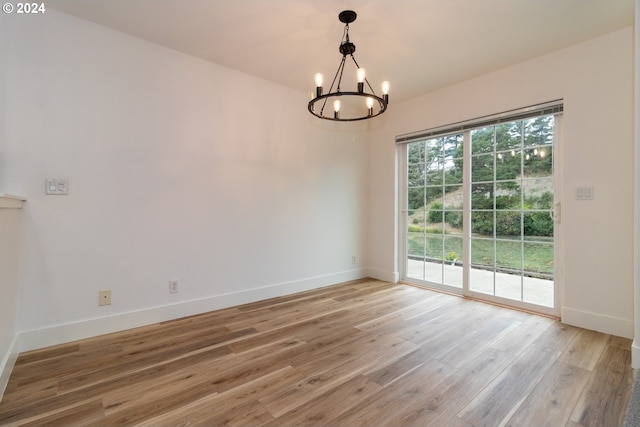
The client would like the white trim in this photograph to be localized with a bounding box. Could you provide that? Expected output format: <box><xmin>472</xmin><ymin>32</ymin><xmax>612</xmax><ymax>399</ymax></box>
<box><xmin>396</xmin><ymin>143</ymin><xmax>409</xmax><ymax>283</ymax></box>
<box><xmin>553</xmin><ymin>114</ymin><xmax>563</xmax><ymax>317</ymax></box>
<box><xmin>633</xmin><ymin>342</ymin><xmax>640</xmax><ymax>370</ymax></box>
<box><xmin>17</xmin><ymin>269</ymin><xmax>365</xmax><ymax>353</ymax></box>
<box><xmin>0</xmin><ymin>194</ymin><xmax>26</xmax><ymax>209</ymax></box>
<box><xmin>632</xmin><ymin>0</ymin><xmax>640</xmax><ymax>369</ymax></box>
<box><xmin>562</xmin><ymin>306</ymin><xmax>634</xmax><ymax>339</ymax></box>
<box><xmin>366</xmin><ymin>267</ymin><xmax>399</xmax><ymax>283</ymax></box>
<box><xmin>466</xmin><ymin>289</ymin><xmax>558</xmax><ymax>318</ymax></box>
<box><xmin>0</xmin><ymin>335</ymin><xmax>19</xmax><ymax>403</ymax></box>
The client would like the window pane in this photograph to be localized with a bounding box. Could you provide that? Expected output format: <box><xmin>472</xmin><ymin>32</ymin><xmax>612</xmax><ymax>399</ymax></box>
<box><xmin>495</xmin><ymin>272</ymin><xmax>522</xmax><ymax>301</ymax></box>
<box><xmin>446</xmin><ymin>211</ymin><xmax>463</xmax><ymax>236</ymax></box>
<box><xmin>471</xmin><ymin>183</ymin><xmax>494</xmax><ymax>210</ymax></box>
<box><xmin>471</xmin><ymin>211</ymin><xmax>494</xmax><ymax>235</ymax></box>
<box><xmin>523</xmin><ymin>276</ymin><xmax>554</xmax><ymax>307</ymax></box>
<box><xmin>471</xmin><ymin>154</ymin><xmax>494</xmax><ymax>183</ymax></box>
<box><xmin>407</xmin><ymin>187</ymin><xmax>425</xmax><ymax>210</ymax></box>
<box><xmin>425</xmin><ymin>162</ymin><xmax>444</xmax><ymax>185</ymax></box>
<box><xmin>496</xmin><ymin>239</ymin><xmax>522</xmax><ymax>270</ymax></box>
<box><xmin>523</xmin><ymin>116</ymin><xmax>554</xmax><ymax>148</ymax></box>
<box><xmin>407</xmin><ymin>230</ymin><xmax>425</xmax><ymax>257</ymax></box>
<box><xmin>408</xmin><ymin>164</ymin><xmax>425</xmax><ymax>187</ymax></box>
<box><xmin>496</xmin><ymin>121</ymin><xmax>522</xmax><ymax>151</ymax></box>
<box><xmin>523</xmin><ymin>212</ymin><xmax>553</xmax><ymax>239</ymax></box>
<box><xmin>470</xmin><ymin>238</ymin><xmax>494</xmax><ymax>295</ymax></box>
<box><xmin>408</xmin><ymin>142</ymin><xmax>426</xmax><ymax>163</ymax></box>
<box><xmin>424</xmin><ymin>234</ymin><xmax>444</xmax><ymax>259</ymax></box>
<box><xmin>496</xmin><ymin>211</ymin><xmax>521</xmax><ymax>239</ymax></box>
<box><xmin>496</xmin><ymin>181</ymin><xmax>521</xmax><ymax>210</ymax></box>
<box><xmin>444</xmin><ymin>160</ymin><xmax>463</xmax><ymax>184</ymax></box>
<box><xmin>471</xmin><ymin>127</ymin><xmax>495</xmax><ymax>155</ymax></box>
<box><xmin>444</xmin><ymin>185</ymin><xmax>462</xmax><ymax>210</ymax></box>
<box><xmin>496</xmin><ymin>151</ymin><xmax>521</xmax><ymax>180</ymax></box>
<box><xmin>524</xmin><ymin>146</ymin><xmax>552</xmax><ymax>178</ymax></box>
<box><xmin>425</xmin><ymin>186</ymin><xmax>443</xmax><ymax>206</ymax></box>
<box><xmin>443</xmin><ymin>134</ymin><xmax>464</xmax><ymax>160</ymax></box>
<box><xmin>425</xmin><ymin>200</ymin><xmax>444</xmax><ymax>229</ymax></box>
<box><xmin>471</xmin><ymin>238</ymin><xmax>494</xmax><ymax>269</ymax></box>
<box><xmin>524</xmin><ymin>242</ymin><xmax>553</xmax><ymax>275</ymax></box>
<box><xmin>523</xmin><ymin>178</ymin><xmax>553</xmax><ymax>209</ymax></box>
<box><xmin>444</xmin><ymin>236</ymin><xmax>463</xmax><ymax>288</ymax></box>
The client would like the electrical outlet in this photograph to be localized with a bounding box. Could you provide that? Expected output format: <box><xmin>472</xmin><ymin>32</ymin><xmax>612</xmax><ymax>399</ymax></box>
<box><xmin>169</xmin><ymin>280</ymin><xmax>179</xmax><ymax>294</ymax></box>
<box><xmin>98</xmin><ymin>290</ymin><xmax>111</xmax><ymax>306</ymax></box>
<box><xmin>352</xmin><ymin>256</ymin><xmax>357</xmax><ymax>265</ymax></box>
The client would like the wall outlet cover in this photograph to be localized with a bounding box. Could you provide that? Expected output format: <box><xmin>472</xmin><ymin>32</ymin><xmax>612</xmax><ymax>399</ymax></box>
<box><xmin>99</xmin><ymin>290</ymin><xmax>111</xmax><ymax>306</ymax></box>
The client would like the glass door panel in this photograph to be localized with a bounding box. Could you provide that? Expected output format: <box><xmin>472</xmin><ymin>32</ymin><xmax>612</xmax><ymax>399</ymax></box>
<box><xmin>405</xmin><ymin>135</ymin><xmax>464</xmax><ymax>290</ymax></box>
<box><xmin>469</xmin><ymin>117</ymin><xmax>555</xmax><ymax>309</ymax></box>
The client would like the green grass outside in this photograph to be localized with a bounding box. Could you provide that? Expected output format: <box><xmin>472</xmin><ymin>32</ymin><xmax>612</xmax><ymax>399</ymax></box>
<box><xmin>407</xmin><ymin>232</ymin><xmax>553</xmax><ymax>275</ymax></box>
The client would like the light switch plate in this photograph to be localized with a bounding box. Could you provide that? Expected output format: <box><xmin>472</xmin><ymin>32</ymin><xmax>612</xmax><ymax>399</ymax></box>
<box><xmin>45</xmin><ymin>178</ymin><xmax>69</xmax><ymax>195</ymax></box>
<box><xmin>575</xmin><ymin>186</ymin><xmax>593</xmax><ymax>200</ymax></box>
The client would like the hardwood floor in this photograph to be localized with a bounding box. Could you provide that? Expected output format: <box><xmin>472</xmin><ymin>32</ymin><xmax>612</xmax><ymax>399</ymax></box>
<box><xmin>0</xmin><ymin>279</ymin><xmax>634</xmax><ymax>426</ymax></box>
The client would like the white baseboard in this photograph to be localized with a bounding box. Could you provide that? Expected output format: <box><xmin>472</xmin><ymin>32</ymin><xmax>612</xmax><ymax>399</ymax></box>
<box><xmin>561</xmin><ymin>306</ymin><xmax>634</xmax><ymax>339</ymax></box>
<box><xmin>18</xmin><ymin>269</ymin><xmax>366</xmax><ymax>353</ymax></box>
<box><xmin>632</xmin><ymin>341</ymin><xmax>640</xmax><ymax>369</ymax></box>
<box><xmin>365</xmin><ymin>267</ymin><xmax>399</xmax><ymax>283</ymax></box>
<box><xmin>0</xmin><ymin>335</ymin><xmax>19</xmax><ymax>403</ymax></box>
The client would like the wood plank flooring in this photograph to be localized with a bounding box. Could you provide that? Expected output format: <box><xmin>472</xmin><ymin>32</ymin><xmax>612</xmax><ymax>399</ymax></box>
<box><xmin>0</xmin><ymin>279</ymin><xmax>634</xmax><ymax>426</ymax></box>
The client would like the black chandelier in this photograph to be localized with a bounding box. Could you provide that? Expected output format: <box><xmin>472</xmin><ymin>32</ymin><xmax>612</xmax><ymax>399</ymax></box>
<box><xmin>308</xmin><ymin>10</ymin><xmax>389</xmax><ymax>122</ymax></box>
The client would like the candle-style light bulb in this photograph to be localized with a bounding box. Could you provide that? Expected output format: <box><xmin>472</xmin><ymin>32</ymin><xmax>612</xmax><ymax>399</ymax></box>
<box><xmin>381</xmin><ymin>81</ymin><xmax>390</xmax><ymax>103</ymax></box>
<box><xmin>357</xmin><ymin>68</ymin><xmax>366</xmax><ymax>83</ymax></box>
<box><xmin>333</xmin><ymin>99</ymin><xmax>341</xmax><ymax>119</ymax></box>
<box><xmin>314</xmin><ymin>73</ymin><xmax>323</xmax><ymax>97</ymax></box>
<box><xmin>366</xmin><ymin>97</ymin><xmax>374</xmax><ymax>116</ymax></box>
<box><xmin>357</xmin><ymin>68</ymin><xmax>366</xmax><ymax>93</ymax></box>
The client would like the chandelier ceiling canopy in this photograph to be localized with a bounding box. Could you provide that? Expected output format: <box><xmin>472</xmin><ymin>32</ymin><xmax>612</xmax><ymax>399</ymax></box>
<box><xmin>308</xmin><ymin>10</ymin><xmax>389</xmax><ymax>122</ymax></box>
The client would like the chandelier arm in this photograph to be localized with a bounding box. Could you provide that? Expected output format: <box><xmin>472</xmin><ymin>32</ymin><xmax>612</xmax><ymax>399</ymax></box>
<box><xmin>327</xmin><ymin>55</ymin><xmax>347</xmax><ymax>94</ymax></box>
<box><xmin>318</xmin><ymin>56</ymin><xmax>347</xmax><ymax>116</ymax></box>
<box><xmin>336</xmin><ymin>56</ymin><xmax>347</xmax><ymax>93</ymax></box>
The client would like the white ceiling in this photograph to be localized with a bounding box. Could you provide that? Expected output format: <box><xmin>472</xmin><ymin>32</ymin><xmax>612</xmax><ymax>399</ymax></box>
<box><xmin>47</xmin><ymin>0</ymin><xmax>634</xmax><ymax>103</ymax></box>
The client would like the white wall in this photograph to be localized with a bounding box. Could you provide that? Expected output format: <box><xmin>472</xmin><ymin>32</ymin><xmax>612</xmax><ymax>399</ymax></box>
<box><xmin>0</xmin><ymin>10</ymin><xmax>368</xmax><ymax>353</ymax></box>
<box><xmin>0</xmin><ymin>206</ymin><xmax>22</xmax><ymax>397</ymax></box>
<box><xmin>367</xmin><ymin>27</ymin><xmax>635</xmax><ymax>338</ymax></box>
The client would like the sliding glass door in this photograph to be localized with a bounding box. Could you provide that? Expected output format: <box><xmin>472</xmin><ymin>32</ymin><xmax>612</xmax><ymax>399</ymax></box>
<box><xmin>400</xmin><ymin>106</ymin><xmax>560</xmax><ymax>315</ymax></box>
